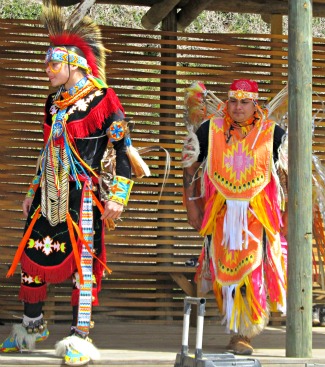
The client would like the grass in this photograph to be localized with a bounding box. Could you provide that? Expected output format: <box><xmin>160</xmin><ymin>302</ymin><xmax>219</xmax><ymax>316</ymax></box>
<box><xmin>1</xmin><ymin>0</ymin><xmax>325</xmax><ymax>37</ymax></box>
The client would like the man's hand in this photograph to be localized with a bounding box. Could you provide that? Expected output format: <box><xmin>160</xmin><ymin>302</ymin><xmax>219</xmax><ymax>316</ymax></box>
<box><xmin>101</xmin><ymin>200</ymin><xmax>124</xmax><ymax>220</ymax></box>
<box><xmin>22</xmin><ymin>197</ymin><xmax>33</xmax><ymax>217</ymax></box>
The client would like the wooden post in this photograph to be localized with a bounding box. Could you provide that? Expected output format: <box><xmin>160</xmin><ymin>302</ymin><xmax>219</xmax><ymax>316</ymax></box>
<box><xmin>286</xmin><ymin>0</ymin><xmax>313</xmax><ymax>358</ymax></box>
<box><xmin>269</xmin><ymin>15</ymin><xmax>284</xmax><ymax>98</ymax></box>
<box><xmin>159</xmin><ymin>9</ymin><xmax>197</xmax><ymax>326</ymax></box>
<box><xmin>271</xmin><ymin>14</ymin><xmax>283</xmax><ymax>35</ymax></box>
<box><xmin>158</xmin><ymin>8</ymin><xmax>178</xmax><ymax>321</ymax></box>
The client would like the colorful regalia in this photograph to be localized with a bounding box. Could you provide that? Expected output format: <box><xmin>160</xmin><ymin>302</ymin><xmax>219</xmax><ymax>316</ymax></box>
<box><xmin>183</xmin><ymin>79</ymin><xmax>288</xmax><ymax>353</ymax></box>
<box><xmin>16</xmin><ymin>84</ymin><xmax>129</xmax><ymax>303</ymax></box>
<box><xmin>0</xmin><ymin>1</ymin><xmax>150</xmax><ymax>365</ymax></box>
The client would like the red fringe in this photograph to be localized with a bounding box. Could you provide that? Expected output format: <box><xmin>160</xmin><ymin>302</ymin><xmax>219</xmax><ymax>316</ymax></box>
<box><xmin>67</xmin><ymin>89</ymin><xmax>124</xmax><ymax>139</ymax></box>
<box><xmin>43</xmin><ymin>88</ymin><xmax>124</xmax><ymax>143</ymax></box>
<box><xmin>44</xmin><ymin>124</ymin><xmax>50</xmax><ymax>144</ymax></box>
<box><xmin>71</xmin><ymin>288</ymin><xmax>99</xmax><ymax>307</ymax></box>
<box><xmin>19</xmin><ymin>283</ymin><xmax>47</xmax><ymax>303</ymax></box>
<box><xmin>20</xmin><ymin>252</ymin><xmax>77</xmax><ymax>284</ymax></box>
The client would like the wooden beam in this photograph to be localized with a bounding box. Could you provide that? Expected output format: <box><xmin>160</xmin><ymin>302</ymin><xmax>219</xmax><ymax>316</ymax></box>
<box><xmin>269</xmin><ymin>14</ymin><xmax>284</xmax><ymax>91</ymax></box>
<box><xmin>68</xmin><ymin>0</ymin><xmax>96</xmax><ymax>28</ymax></box>
<box><xmin>141</xmin><ymin>0</ymin><xmax>182</xmax><ymax>30</ymax></box>
<box><xmin>261</xmin><ymin>13</ymin><xmax>272</xmax><ymax>24</ymax></box>
<box><xmin>286</xmin><ymin>0</ymin><xmax>313</xmax><ymax>359</ymax></box>
<box><xmin>261</xmin><ymin>12</ymin><xmax>283</xmax><ymax>30</ymax></box>
<box><xmin>177</xmin><ymin>0</ymin><xmax>215</xmax><ymax>31</ymax></box>
<box><xmin>170</xmin><ymin>273</ymin><xmax>195</xmax><ymax>296</ymax></box>
<box><xmin>271</xmin><ymin>14</ymin><xmax>283</xmax><ymax>34</ymax></box>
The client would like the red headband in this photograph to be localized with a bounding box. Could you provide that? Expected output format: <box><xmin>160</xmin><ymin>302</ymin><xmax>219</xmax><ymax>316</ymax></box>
<box><xmin>228</xmin><ymin>79</ymin><xmax>259</xmax><ymax>100</ymax></box>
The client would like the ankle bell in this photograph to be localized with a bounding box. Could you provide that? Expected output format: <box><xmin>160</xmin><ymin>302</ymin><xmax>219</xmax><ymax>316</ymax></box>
<box><xmin>22</xmin><ymin>314</ymin><xmax>47</xmax><ymax>334</ymax></box>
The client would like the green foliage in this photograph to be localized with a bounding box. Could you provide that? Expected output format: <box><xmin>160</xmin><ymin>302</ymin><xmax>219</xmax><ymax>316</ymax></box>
<box><xmin>0</xmin><ymin>0</ymin><xmax>325</xmax><ymax>37</ymax></box>
<box><xmin>0</xmin><ymin>0</ymin><xmax>41</xmax><ymax>19</ymax></box>
<box><xmin>89</xmin><ymin>4</ymin><xmax>148</xmax><ymax>28</ymax></box>
<box><xmin>312</xmin><ymin>17</ymin><xmax>325</xmax><ymax>38</ymax></box>
<box><xmin>186</xmin><ymin>11</ymin><xmax>269</xmax><ymax>34</ymax></box>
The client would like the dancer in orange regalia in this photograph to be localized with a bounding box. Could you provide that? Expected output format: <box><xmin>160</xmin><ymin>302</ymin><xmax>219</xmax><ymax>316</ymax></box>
<box><xmin>183</xmin><ymin>79</ymin><xmax>288</xmax><ymax>355</ymax></box>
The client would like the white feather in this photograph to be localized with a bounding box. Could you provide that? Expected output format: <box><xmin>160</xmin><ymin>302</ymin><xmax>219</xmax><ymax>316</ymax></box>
<box><xmin>127</xmin><ymin>145</ymin><xmax>151</xmax><ymax>177</ymax></box>
<box><xmin>11</xmin><ymin>324</ymin><xmax>39</xmax><ymax>350</ymax></box>
<box><xmin>55</xmin><ymin>335</ymin><xmax>100</xmax><ymax>361</ymax></box>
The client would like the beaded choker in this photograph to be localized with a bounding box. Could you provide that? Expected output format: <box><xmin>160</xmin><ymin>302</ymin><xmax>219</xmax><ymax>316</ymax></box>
<box><xmin>66</xmin><ymin>77</ymin><xmax>88</xmax><ymax>96</ymax></box>
<box><xmin>55</xmin><ymin>82</ymin><xmax>95</xmax><ymax>109</ymax></box>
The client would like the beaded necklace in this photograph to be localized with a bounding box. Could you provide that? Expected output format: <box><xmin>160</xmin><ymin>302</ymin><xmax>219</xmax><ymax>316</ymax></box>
<box><xmin>52</xmin><ymin>78</ymin><xmax>94</xmax><ymax>138</ymax></box>
<box><xmin>66</xmin><ymin>76</ymin><xmax>88</xmax><ymax>96</ymax></box>
<box><xmin>55</xmin><ymin>81</ymin><xmax>95</xmax><ymax>110</ymax></box>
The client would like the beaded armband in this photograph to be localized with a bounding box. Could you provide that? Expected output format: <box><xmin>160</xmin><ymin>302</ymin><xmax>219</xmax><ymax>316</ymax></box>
<box><xmin>107</xmin><ymin>119</ymin><xmax>128</xmax><ymax>142</ymax></box>
<box><xmin>26</xmin><ymin>174</ymin><xmax>41</xmax><ymax>199</ymax></box>
<box><xmin>107</xmin><ymin>175</ymin><xmax>134</xmax><ymax>206</ymax></box>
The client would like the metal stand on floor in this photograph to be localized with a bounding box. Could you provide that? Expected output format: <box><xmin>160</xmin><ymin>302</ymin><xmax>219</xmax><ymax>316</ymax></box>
<box><xmin>174</xmin><ymin>296</ymin><xmax>262</xmax><ymax>367</ymax></box>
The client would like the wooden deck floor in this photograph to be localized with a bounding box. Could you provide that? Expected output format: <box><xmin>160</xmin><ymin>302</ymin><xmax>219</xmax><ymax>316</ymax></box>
<box><xmin>1</xmin><ymin>321</ymin><xmax>325</xmax><ymax>366</ymax></box>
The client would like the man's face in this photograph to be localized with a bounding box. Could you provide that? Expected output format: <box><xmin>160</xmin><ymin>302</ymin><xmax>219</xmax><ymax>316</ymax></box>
<box><xmin>45</xmin><ymin>61</ymin><xmax>70</xmax><ymax>88</ymax></box>
<box><xmin>227</xmin><ymin>98</ymin><xmax>256</xmax><ymax>123</ymax></box>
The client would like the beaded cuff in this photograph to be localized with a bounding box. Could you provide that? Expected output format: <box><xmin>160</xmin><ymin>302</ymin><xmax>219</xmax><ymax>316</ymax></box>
<box><xmin>26</xmin><ymin>174</ymin><xmax>41</xmax><ymax>199</ymax></box>
<box><xmin>107</xmin><ymin>175</ymin><xmax>134</xmax><ymax>206</ymax></box>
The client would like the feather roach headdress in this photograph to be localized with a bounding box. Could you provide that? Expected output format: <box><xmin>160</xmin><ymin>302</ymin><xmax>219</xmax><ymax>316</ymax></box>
<box><xmin>41</xmin><ymin>0</ymin><xmax>107</xmax><ymax>83</ymax></box>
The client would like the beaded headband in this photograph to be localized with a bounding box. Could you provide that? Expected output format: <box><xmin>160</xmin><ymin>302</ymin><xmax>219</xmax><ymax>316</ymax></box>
<box><xmin>45</xmin><ymin>46</ymin><xmax>89</xmax><ymax>72</ymax></box>
<box><xmin>228</xmin><ymin>89</ymin><xmax>259</xmax><ymax>100</ymax></box>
